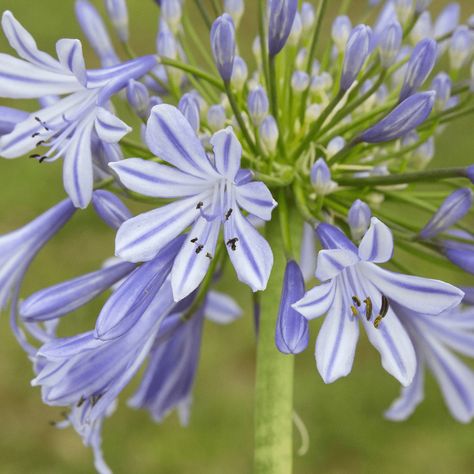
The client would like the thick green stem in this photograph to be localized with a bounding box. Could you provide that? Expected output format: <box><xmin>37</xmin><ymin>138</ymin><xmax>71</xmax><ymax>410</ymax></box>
<box><xmin>254</xmin><ymin>217</ymin><xmax>294</xmax><ymax>474</ymax></box>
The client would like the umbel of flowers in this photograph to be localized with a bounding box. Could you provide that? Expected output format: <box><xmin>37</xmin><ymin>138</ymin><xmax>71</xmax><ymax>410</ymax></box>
<box><xmin>0</xmin><ymin>0</ymin><xmax>473</xmax><ymax>472</ymax></box>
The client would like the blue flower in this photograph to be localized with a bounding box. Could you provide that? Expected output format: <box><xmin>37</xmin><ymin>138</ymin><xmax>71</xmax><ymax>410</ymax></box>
<box><xmin>268</xmin><ymin>0</ymin><xmax>298</xmax><ymax>56</ymax></box>
<box><xmin>293</xmin><ymin>218</ymin><xmax>463</xmax><ymax>385</ymax></box>
<box><xmin>111</xmin><ymin>104</ymin><xmax>277</xmax><ymax>301</ymax></box>
<box><xmin>0</xmin><ymin>11</ymin><xmax>156</xmax><ymax>208</ymax></box>
<box><xmin>385</xmin><ymin>303</ymin><xmax>474</xmax><ymax>423</ymax></box>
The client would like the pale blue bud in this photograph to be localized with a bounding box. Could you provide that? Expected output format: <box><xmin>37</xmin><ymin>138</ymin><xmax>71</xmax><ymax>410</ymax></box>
<box><xmin>327</xmin><ymin>137</ymin><xmax>345</xmax><ymax>157</ymax></box>
<box><xmin>412</xmin><ymin>136</ymin><xmax>434</xmax><ymax>169</ymax></box>
<box><xmin>92</xmin><ymin>190</ymin><xmax>132</xmax><ymax>230</ymax></box>
<box><xmin>310</xmin><ymin>158</ymin><xmax>337</xmax><ymax>195</ymax></box>
<box><xmin>358</xmin><ymin>91</ymin><xmax>435</xmax><ymax>143</ymax></box>
<box><xmin>449</xmin><ymin>26</ymin><xmax>473</xmax><ymax>70</ymax></box>
<box><xmin>399</xmin><ymin>38</ymin><xmax>437</xmax><ymax>102</ymax></box>
<box><xmin>288</xmin><ymin>12</ymin><xmax>303</xmax><ymax>46</ymax></box>
<box><xmin>161</xmin><ymin>0</ymin><xmax>182</xmax><ymax>32</ymax></box>
<box><xmin>431</xmin><ymin>72</ymin><xmax>451</xmax><ymax>111</ymax></box>
<box><xmin>291</xmin><ymin>71</ymin><xmax>309</xmax><ymax>92</ymax></box>
<box><xmin>410</xmin><ymin>11</ymin><xmax>433</xmax><ymax>45</ymax></box>
<box><xmin>230</xmin><ymin>55</ymin><xmax>248</xmax><ymax>91</ymax></box>
<box><xmin>340</xmin><ymin>25</ymin><xmax>372</xmax><ymax>92</ymax></box>
<box><xmin>211</xmin><ymin>14</ymin><xmax>236</xmax><ymax>82</ymax></box>
<box><xmin>348</xmin><ymin>199</ymin><xmax>372</xmax><ymax>241</ymax></box>
<box><xmin>224</xmin><ymin>0</ymin><xmax>244</xmax><ymax>26</ymax></box>
<box><xmin>178</xmin><ymin>93</ymin><xmax>201</xmax><ymax>132</ymax></box>
<box><xmin>248</xmin><ymin>86</ymin><xmax>269</xmax><ymax>125</ymax></box>
<box><xmin>301</xmin><ymin>2</ymin><xmax>315</xmax><ymax>34</ymax></box>
<box><xmin>416</xmin><ymin>0</ymin><xmax>431</xmax><ymax>13</ymax></box>
<box><xmin>295</xmin><ymin>48</ymin><xmax>307</xmax><ymax>69</ymax></box>
<box><xmin>207</xmin><ymin>104</ymin><xmax>226</xmax><ymax>132</ymax></box>
<box><xmin>126</xmin><ymin>80</ymin><xmax>150</xmax><ymax>120</ymax></box>
<box><xmin>394</xmin><ymin>0</ymin><xmax>414</xmax><ymax>25</ymax></box>
<box><xmin>378</xmin><ymin>20</ymin><xmax>403</xmax><ymax>67</ymax></box>
<box><xmin>259</xmin><ymin>115</ymin><xmax>279</xmax><ymax>154</ymax></box>
<box><xmin>434</xmin><ymin>3</ymin><xmax>460</xmax><ymax>40</ymax></box>
<box><xmin>332</xmin><ymin>15</ymin><xmax>352</xmax><ymax>52</ymax></box>
<box><xmin>420</xmin><ymin>188</ymin><xmax>473</xmax><ymax>239</ymax></box>
<box><xmin>268</xmin><ymin>0</ymin><xmax>298</xmax><ymax>56</ymax></box>
<box><xmin>104</xmin><ymin>0</ymin><xmax>129</xmax><ymax>42</ymax></box>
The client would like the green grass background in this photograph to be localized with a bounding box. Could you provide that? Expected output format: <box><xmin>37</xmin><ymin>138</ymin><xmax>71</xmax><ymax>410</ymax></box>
<box><xmin>0</xmin><ymin>1</ymin><xmax>473</xmax><ymax>472</ymax></box>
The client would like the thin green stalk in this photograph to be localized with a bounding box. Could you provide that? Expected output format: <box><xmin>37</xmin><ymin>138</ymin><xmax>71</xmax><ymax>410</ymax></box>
<box><xmin>254</xmin><ymin>216</ymin><xmax>294</xmax><ymax>474</ymax></box>
<box><xmin>193</xmin><ymin>0</ymin><xmax>212</xmax><ymax>29</ymax></box>
<box><xmin>334</xmin><ymin>167</ymin><xmax>469</xmax><ymax>187</ymax></box>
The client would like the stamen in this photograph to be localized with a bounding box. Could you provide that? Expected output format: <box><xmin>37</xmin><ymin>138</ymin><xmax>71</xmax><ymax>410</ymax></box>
<box><xmin>34</xmin><ymin>116</ymin><xmax>49</xmax><ymax>131</ymax></box>
<box><xmin>29</xmin><ymin>154</ymin><xmax>41</xmax><ymax>159</ymax></box>
<box><xmin>226</xmin><ymin>237</ymin><xmax>238</xmax><ymax>251</ymax></box>
<box><xmin>31</xmin><ymin>132</ymin><xmax>40</xmax><ymax>138</ymax></box>
<box><xmin>196</xmin><ymin>201</ymin><xmax>204</xmax><ymax>209</ymax></box>
<box><xmin>36</xmin><ymin>140</ymin><xmax>46</xmax><ymax>147</ymax></box>
<box><xmin>190</xmin><ymin>237</ymin><xmax>198</xmax><ymax>243</ymax></box>
<box><xmin>374</xmin><ymin>295</ymin><xmax>389</xmax><ymax>329</ymax></box>
<box><xmin>364</xmin><ymin>297</ymin><xmax>372</xmax><ymax>321</ymax></box>
<box><xmin>206</xmin><ymin>252</ymin><xmax>213</xmax><ymax>259</ymax></box>
<box><xmin>39</xmin><ymin>156</ymin><xmax>47</xmax><ymax>163</ymax></box>
<box><xmin>76</xmin><ymin>396</ymin><xmax>86</xmax><ymax>408</ymax></box>
<box><xmin>90</xmin><ymin>394</ymin><xmax>102</xmax><ymax>407</ymax></box>
<box><xmin>351</xmin><ymin>305</ymin><xmax>359</xmax><ymax>317</ymax></box>
<box><xmin>352</xmin><ymin>296</ymin><xmax>361</xmax><ymax>307</ymax></box>
<box><xmin>225</xmin><ymin>208</ymin><xmax>233</xmax><ymax>220</ymax></box>
<box><xmin>195</xmin><ymin>244</ymin><xmax>204</xmax><ymax>254</ymax></box>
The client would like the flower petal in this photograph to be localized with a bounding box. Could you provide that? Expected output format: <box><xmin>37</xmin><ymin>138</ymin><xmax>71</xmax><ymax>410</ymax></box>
<box><xmin>146</xmin><ymin>104</ymin><xmax>218</xmax><ymax>179</ymax></box>
<box><xmin>63</xmin><ymin>118</ymin><xmax>94</xmax><ymax>209</ymax></box>
<box><xmin>358</xmin><ymin>217</ymin><xmax>393</xmax><ymax>263</ymax></box>
<box><xmin>204</xmin><ymin>291</ymin><xmax>242</xmax><ymax>324</ymax></box>
<box><xmin>94</xmin><ymin>107</ymin><xmax>131</xmax><ymax>143</ymax></box>
<box><xmin>360</xmin><ymin>262</ymin><xmax>464</xmax><ymax>315</ymax></box>
<box><xmin>115</xmin><ymin>193</ymin><xmax>210</xmax><ymax>262</ymax></box>
<box><xmin>292</xmin><ymin>280</ymin><xmax>336</xmax><ymax>320</ymax></box>
<box><xmin>56</xmin><ymin>38</ymin><xmax>87</xmax><ymax>86</ymax></box>
<box><xmin>224</xmin><ymin>208</ymin><xmax>273</xmax><ymax>291</ymax></box>
<box><xmin>315</xmin><ymin>248</ymin><xmax>359</xmax><ymax>281</ymax></box>
<box><xmin>171</xmin><ymin>217</ymin><xmax>221</xmax><ymax>301</ymax></box>
<box><xmin>315</xmin><ymin>282</ymin><xmax>359</xmax><ymax>383</ymax></box>
<box><xmin>385</xmin><ymin>357</ymin><xmax>425</xmax><ymax>421</ymax></box>
<box><xmin>235</xmin><ymin>181</ymin><xmax>277</xmax><ymax>221</ymax></box>
<box><xmin>210</xmin><ymin>126</ymin><xmax>241</xmax><ymax>180</ymax></box>
<box><xmin>110</xmin><ymin>158</ymin><xmax>209</xmax><ymax>198</ymax></box>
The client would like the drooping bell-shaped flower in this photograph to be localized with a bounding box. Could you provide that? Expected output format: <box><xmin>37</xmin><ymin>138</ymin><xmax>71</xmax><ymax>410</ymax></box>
<box><xmin>275</xmin><ymin>260</ymin><xmax>309</xmax><ymax>354</ymax></box>
<box><xmin>293</xmin><ymin>218</ymin><xmax>463</xmax><ymax>385</ymax></box>
<box><xmin>0</xmin><ymin>199</ymin><xmax>76</xmax><ymax>310</ymax></box>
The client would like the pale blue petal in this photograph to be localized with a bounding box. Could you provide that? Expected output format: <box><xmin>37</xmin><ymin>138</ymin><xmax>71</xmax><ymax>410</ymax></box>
<box><xmin>292</xmin><ymin>280</ymin><xmax>336</xmax><ymax>319</ymax></box>
<box><xmin>56</xmin><ymin>38</ymin><xmax>87</xmax><ymax>86</ymax></box>
<box><xmin>210</xmin><ymin>126</ymin><xmax>241</xmax><ymax>180</ymax></box>
<box><xmin>94</xmin><ymin>107</ymin><xmax>131</xmax><ymax>143</ymax></box>
<box><xmin>358</xmin><ymin>217</ymin><xmax>393</xmax><ymax>263</ymax></box>
<box><xmin>204</xmin><ymin>291</ymin><xmax>242</xmax><ymax>324</ymax></box>
<box><xmin>235</xmin><ymin>181</ymin><xmax>277</xmax><ymax>221</ymax></box>
<box><xmin>315</xmin><ymin>248</ymin><xmax>359</xmax><ymax>281</ymax></box>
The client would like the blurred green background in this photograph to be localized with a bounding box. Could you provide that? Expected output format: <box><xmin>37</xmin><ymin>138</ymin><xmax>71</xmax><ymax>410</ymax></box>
<box><xmin>0</xmin><ymin>0</ymin><xmax>473</xmax><ymax>473</ymax></box>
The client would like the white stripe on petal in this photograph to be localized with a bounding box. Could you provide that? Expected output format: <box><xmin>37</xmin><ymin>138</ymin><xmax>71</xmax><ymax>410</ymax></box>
<box><xmin>56</xmin><ymin>38</ymin><xmax>87</xmax><ymax>86</ymax></box>
<box><xmin>315</xmin><ymin>282</ymin><xmax>359</xmax><ymax>383</ymax></box>
<box><xmin>235</xmin><ymin>181</ymin><xmax>277</xmax><ymax>221</ymax></box>
<box><xmin>224</xmin><ymin>208</ymin><xmax>273</xmax><ymax>291</ymax></box>
<box><xmin>210</xmin><ymin>127</ymin><xmax>241</xmax><ymax>181</ymax></box>
<box><xmin>358</xmin><ymin>217</ymin><xmax>393</xmax><ymax>263</ymax></box>
<box><xmin>171</xmin><ymin>217</ymin><xmax>221</xmax><ymax>301</ymax></box>
<box><xmin>360</xmin><ymin>262</ymin><xmax>464</xmax><ymax>315</ymax></box>
<box><xmin>62</xmin><ymin>118</ymin><xmax>94</xmax><ymax>209</ymax></box>
<box><xmin>94</xmin><ymin>107</ymin><xmax>131</xmax><ymax>143</ymax></box>
<box><xmin>110</xmin><ymin>158</ymin><xmax>209</xmax><ymax>198</ymax></box>
<box><xmin>146</xmin><ymin>104</ymin><xmax>219</xmax><ymax>180</ymax></box>
<box><xmin>292</xmin><ymin>280</ymin><xmax>336</xmax><ymax>320</ymax></box>
<box><xmin>115</xmin><ymin>192</ymin><xmax>211</xmax><ymax>262</ymax></box>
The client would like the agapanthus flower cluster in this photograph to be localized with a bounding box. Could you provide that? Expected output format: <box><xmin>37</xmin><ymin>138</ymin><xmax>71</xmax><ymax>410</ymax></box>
<box><xmin>0</xmin><ymin>0</ymin><xmax>474</xmax><ymax>472</ymax></box>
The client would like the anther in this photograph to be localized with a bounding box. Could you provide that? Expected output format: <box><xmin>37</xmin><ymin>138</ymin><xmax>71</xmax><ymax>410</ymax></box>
<box><xmin>36</xmin><ymin>140</ymin><xmax>46</xmax><ymax>147</ymax></box>
<box><xmin>226</xmin><ymin>237</ymin><xmax>239</xmax><ymax>251</ymax></box>
<box><xmin>195</xmin><ymin>244</ymin><xmax>204</xmax><ymax>254</ymax></box>
<box><xmin>76</xmin><ymin>396</ymin><xmax>86</xmax><ymax>408</ymax></box>
<box><xmin>225</xmin><ymin>208</ymin><xmax>233</xmax><ymax>220</ymax></box>
<box><xmin>90</xmin><ymin>394</ymin><xmax>102</xmax><ymax>407</ymax></box>
<box><xmin>206</xmin><ymin>252</ymin><xmax>213</xmax><ymax>259</ymax></box>
<box><xmin>190</xmin><ymin>237</ymin><xmax>198</xmax><ymax>243</ymax></box>
<box><xmin>31</xmin><ymin>132</ymin><xmax>40</xmax><ymax>138</ymax></box>
<box><xmin>39</xmin><ymin>156</ymin><xmax>47</xmax><ymax>163</ymax></box>
<box><xmin>364</xmin><ymin>297</ymin><xmax>372</xmax><ymax>321</ymax></box>
<box><xmin>374</xmin><ymin>295</ymin><xmax>389</xmax><ymax>329</ymax></box>
<box><xmin>196</xmin><ymin>201</ymin><xmax>204</xmax><ymax>209</ymax></box>
<box><xmin>29</xmin><ymin>154</ymin><xmax>41</xmax><ymax>159</ymax></box>
<box><xmin>352</xmin><ymin>296</ymin><xmax>361</xmax><ymax>307</ymax></box>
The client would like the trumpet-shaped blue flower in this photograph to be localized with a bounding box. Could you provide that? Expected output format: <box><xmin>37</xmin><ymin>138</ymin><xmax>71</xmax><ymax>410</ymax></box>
<box><xmin>0</xmin><ymin>199</ymin><xmax>76</xmax><ymax>310</ymax></box>
<box><xmin>111</xmin><ymin>104</ymin><xmax>276</xmax><ymax>301</ymax></box>
<box><xmin>0</xmin><ymin>11</ymin><xmax>157</xmax><ymax>208</ymax></box>
<box><xmin>386</xmin><ymin>303</ymin><xmax>474</xmax><ymax>423</ymax></box>
<box><xmin>293</xmin><ymin>218</ymin><xmax>463</xmax><ymax>385</ymax></box>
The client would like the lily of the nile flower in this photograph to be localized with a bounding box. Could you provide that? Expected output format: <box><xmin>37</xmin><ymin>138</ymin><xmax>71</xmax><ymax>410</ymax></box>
<box><xmin>129</xmin><ymin>290</ymin><xmax>242</xmax><ymax>424</ymax></box>
<box><xmin>0</xmin><ymin>11</ymin><xmax>157</xmax><ymax>208</ymax></box>
<box><xmin>386</xmin><ymin>302</ymin><xmax>474</xmax><ymax>423</ymax></box>
<box><xmin>111</xmin><ymin>104</ymin><xmax>276</xmax><ymax>302</ymax></box>
<box><xmin>0</xmin><ymin>199</ymin><xmax>76</xmax><ymax>311</ymax></box>
<box><xmin>293</xmin><ymin>218</ymin><xmax>463</xmax><ymax>385</ymax></box>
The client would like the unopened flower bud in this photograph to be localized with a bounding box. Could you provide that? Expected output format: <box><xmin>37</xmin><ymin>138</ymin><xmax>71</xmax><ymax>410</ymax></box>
<box><xmin>327</xmin><ymin>137</ymin><xmax>345</xmax><ymax>157</ymax></box>
<box><xmin>248</xmin><ymin>86</ymin><xmax>269</xmax><ymax>125</ymax></box>
<box><xmin>399</xmin><ymin>38</ymin><xmax>437</xmax><ymax>102</ymax></box>
<box><xmin>410</xmin><ymin>11</ymin><xmax>432</xmax><ymax>45</ymax></box>
<box><xmin>268</xmin><ymin>0</ymin><xmax>298</xmax><ymax>56</ymax></box>
<box><xmin>301</xmin><ymin>2</ymin><xmax>315</xmax><ymax>34</ymax></box>
<box><xmin>434</xmin><ymin>4</ymin><xmax>460</xmax><ymax>49</ymax></box>
<box><xmin>411</xmin><ymin>136</ymin><xmax>434</xmax><ymax>169</ymax></box>
<box><xmin>295</xmin><ymin>48</ymin><xmax>307</xmax><ymax>70</ymax></box>
<box><xmin>291</xmin><ymin>71</ymin><xmax>309</xmax><ymax>92</ymax></box>
<box><xmin>161</xmin><ymin>0</ymin><xmax>182</xmax><ymax>32</ymax></box>
<box><xmin>431</xmin><ymin>72</ymin><xmax>451</xmax><ymax>111</ymax></box>
<box><xmin>275</xmin><ymin>260</ymin><xmax>308</xmax><ymax>355</ymax></box>
<box><xmin>207</xmin><ymin>104</ymin><xmax>226</xmax><ymax>132</ymax></box>
<box><xmin>466</xmin><ymin>165</ymin><xmax>474</xmax><ymax>184</ymax></box>
<box><xmin>305</xmin><ymin>103</ymin><xmax>322</xmax><ymax>123</ymax></box>
<box><xmin>331</xmin><ymin>15</ymin><xmax>352</xmax><ymax>52</ymax></box>
<box><xmin>311</xmin><ymin>72</ymin><xmax>332</xmax><ymax>93</ymax></box>
<box><xmin>230</xmin><ymin>56</ymin><xmax>248</xmax><ymax>91</ymax></box>
<box><xmin>415</xmin><ymin>0</ymin><xmax>431</xmax><ymax>13</ymax></box>
<box><xmin>104</xmin><ymin>0</ymin><xmax>129</xmax><ymax>42</ymax></box>
<box><xmin>378</xmin><ymin>20</ymin><xmax>402</xmax><ymax>67</ymax></box>
<box><xmin>178</xmin><ymin>92</ymin><xmax>200</xmax><ymax>132</ymax></box>
<box><xmin>419</xmin><ymin>188</ymin><xmax>473</xmax><ymax>239</ymax></box>
<box><xmin>348</xmin><ymin>199</ymin><xmax>372</xmax><ymax>241</ymax></box>
<box><xmin>259</xmin><ymin>115</ymin><xmax>279</xmax><ymax>154</ymax></box>
<box><xmin>288</xmin><ymin>12</ymin><xmax>302</xmax><ymax>46</ymax></box>
<box><xmin>224</xmin><ymin>0</ymin><xmax>244</xmax><ymax>27</ymax></box>
<box><xmin>310</xmin><ymin>159</ymin><xmax>337</xmax><ymax>195</ymax></box>
<box><xmin>394</xmin><ymin>0</ymin><xmax>414</xmax><ymax>25</ymax></box>
<box><xmin>358</xmin><ymin>91</ymin><xmax>435</xmax><ymax>143</ymax></box>
<box><xmin>126</xmin><ymin>80</ymin><xmax>150</xmax><ymax>120</ymax></box>
<box><xmin>449</xmin><ymin>26</ymin><xmax>473</xmax><ymax>71</ymax></box>
<box><xmin>252</xmin><ymin>35</ymin><xmax>261</xmax><ymax>60</ymax></box>
<box><xmin>210</xmin><ymin>14</ymin><xmax>236</xmax><ymax>82</ymax></box>
<box><xmin>340</xmin><ymin>24</ymin><xmax>372</xmax><ymax>92</ymax></box>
